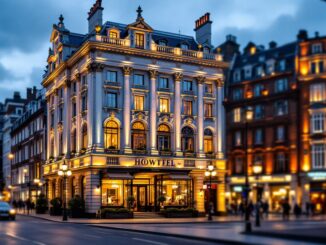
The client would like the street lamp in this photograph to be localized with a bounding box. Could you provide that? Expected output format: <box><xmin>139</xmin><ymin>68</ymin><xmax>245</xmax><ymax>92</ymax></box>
<box><xmin>253</xmin><ymin>164</ymin><xmax>263</xmax><ymax>227</ymax></box>
<box><xmin>58</xmin><ymin>161</ymin><xmax>72</xmax><ymax>221</ymax></box>
<box><xmin>205</xmin><ymin>162</ymin><xmax>217</xmax><ymax>221</ymax></box>
<box><xmin>244</xmin><ymin>106</ymin><xmax>253</xmax><ymax>233</ymax></box>
<box><xmin>33</xmin><ymin>178</ymin><xmax>42</xmax><ymax>201</ymax></box>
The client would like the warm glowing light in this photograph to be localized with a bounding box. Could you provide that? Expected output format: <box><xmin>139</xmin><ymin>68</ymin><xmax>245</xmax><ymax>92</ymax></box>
<box><xmin>95</xmin><ymin>25</ymin><xmax>101</xmax><ymax>34</ymax></box>
<box><xmin>246</xmin><ymin>107</ymin><xmax>254</xmax><ymax>121</ymax></box>
<box><xmin>250</xmin><ymin>46</ymin><xmax>256</xmax><ymax>55</ymax></box>
<box><xmin>23</xmin><ymin>168</ymin><xmax>28</xmax><ymax>173</ymax></box>
<box><xmin>67</xmin><ymin>170</ymin><xmax>72</xmax><ymax>176</ymax></box>
<box><xmin>208</xmin><ymin>164</ymin><xmax>214</xmax><ymax>171</ymax></box>
<box><xmin>205</xmin><ymin>171</ymin><xmax>210</xmax><ymax>177</ymax></box>
<box><xmin>58</xmin><ymin>170</ymin><xmax>63</xmax><ymax>176</ymax></box>
<box><xmin>279</xmin><ymin>188</ymin><xmax>287</xmax><ymax>195</ymax></box>
<box><xmin>33</xmin><ymin>178</ymin><xmax>40</xmax><ymax>184</ymax></box>
<box><xmin>211</xmin><ymin>171</ymin><xmax>217</xmax><ymax>176</ymax></box>
<box><xmin>253</xmin><ymin>165</ymin><xmax>263</xmax><ymax>175</ymax></box>
<box><xmin>61</xmin><ymin>164</ymin><xmax>68</xmax><ymax>171</ymax></box>
<box><xmin>8</xmin><ymin>153</ymin><xmax>14</xmax><ymax>160</ymax></box>
<box><xmin>262</xmin><ymin>89</ymin><xmax>269</xmax><ymax>96</ymax></box>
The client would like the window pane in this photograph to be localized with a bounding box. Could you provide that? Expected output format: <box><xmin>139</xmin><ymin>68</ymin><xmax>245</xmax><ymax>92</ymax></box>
<box><xmin>134</xmin><ymin>74</ymin><xmax>144</xmax><ymax>86</ymax></box>
<box><xmin>160</xmin><ymin>98</ymin><xmax>169</xmax><ymax>112</ymax></box>
<box><xmin>134</xmin><ymin>96</ymin><xmax>144</xmax><ymax>110</ymax></box>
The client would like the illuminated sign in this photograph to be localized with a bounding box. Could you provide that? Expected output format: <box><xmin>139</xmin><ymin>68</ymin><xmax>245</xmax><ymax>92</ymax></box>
<box><xmin>233</xmin><ymin>186</ymin><xmax>243</xmax><ymax>192</ymax></box>
<box><xmin>308</xmin><ymin>172</ymin><xmax>326</xmax><ymax>180</ymax></box>
<box><xmin>134</xmin><ymin>158</ymin><xmax>175</xmax><ymax>167</ymax></box>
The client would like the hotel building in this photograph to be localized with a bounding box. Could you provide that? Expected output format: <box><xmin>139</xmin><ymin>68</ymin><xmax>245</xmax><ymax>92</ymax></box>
<box><xmin>42</xmin><ymin>1</ymin><xmax>228</xmax><ymax>215</ymax></box>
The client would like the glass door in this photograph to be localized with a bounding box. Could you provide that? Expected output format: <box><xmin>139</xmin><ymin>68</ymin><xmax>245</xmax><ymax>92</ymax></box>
<box><xmin>133</xmin><ymin>185</ymin><xmax>148</xmax><ymax>211</ymax></box>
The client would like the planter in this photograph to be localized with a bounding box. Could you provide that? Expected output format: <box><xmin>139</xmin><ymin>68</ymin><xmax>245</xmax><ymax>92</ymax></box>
<box><xmin>102</xmin><ymin>212</ymin><xmax>134</xmax><ymax>219</ymax></box>
<box><xmin>49</xmin><ymin>207</ymin><xmax>62</xmax><ymax>216</ymax></box>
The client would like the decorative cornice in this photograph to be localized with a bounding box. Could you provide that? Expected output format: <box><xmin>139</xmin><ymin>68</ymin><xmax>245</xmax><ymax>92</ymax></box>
<box><xmin>123</xmin><ymin>66</ymin><xmax>133</xmax><ymax>76</ymax></box>
<box><xmin>149</xmin><ymin>69</ymin><xmax>158</xmax><ymax>79</ymax></box>
<box><xmin>196</xmin><ymin>76</ymin><xmax>206</xmax><ymax>85</ymax></box>
<box><xmin>174</xmin><ymin>72</ymin><xmax>183</xmax><ymax>82</ymax></box>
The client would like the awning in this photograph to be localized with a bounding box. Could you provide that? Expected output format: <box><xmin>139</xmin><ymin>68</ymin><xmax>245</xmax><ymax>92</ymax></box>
<box><xmin>168</xmin><ymin>174</ymin><xmax>192</xmax><ymax>180</ymax></box>
<box><xmin>105</xmin><ymin>173</ymin><xmax>134</xmax><ymax>180</ymax></box>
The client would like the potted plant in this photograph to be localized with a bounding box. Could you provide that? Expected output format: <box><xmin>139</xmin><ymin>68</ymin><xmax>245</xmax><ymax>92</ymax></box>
<box><xmin>157</xmin><ymin>195</ymin><xmax>166</xmax><ymax>209</ymax></box>
<box><xmin>50</xmin><ymin>197</ymin><xmax>62</xmax><ymax>216</ymax></box>
<box><xmin>100</xmin><ymin>208</ymin><xmax>133</xmax><ymax>219</ymax></box>
<box><xmin>68</xmin><ymin>195</ymin><xmax>85</xmax><ymax>218</ymax></box>
<box><xmin>35</xmin><ymin>194</ymin><xmax>48</xmax><ymax>214</ymax></box>
<box><xmin>126</xmin><ymin>196</ymin><xmax>135</xmax><ymax>210</ymax></box>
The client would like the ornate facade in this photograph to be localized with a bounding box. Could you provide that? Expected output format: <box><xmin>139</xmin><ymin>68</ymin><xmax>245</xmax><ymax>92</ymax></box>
<box><xmin>42</xmin><ymin>1</ymin><xmax>228</xmax><ymax>215</ymax></box>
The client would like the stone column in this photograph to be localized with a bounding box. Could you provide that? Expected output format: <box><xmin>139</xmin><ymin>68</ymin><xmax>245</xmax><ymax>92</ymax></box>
<box><xmin>123</xmin><ymin>66</ymin><xmax>133</xmax><ymax>154</ymax></box>
<box><xmin>75</xmin><ymin>73</ymin><xmax>81</xmax><ymax>153</ymax></box>
<box><xmin>86</xmin><ymin>70</ymin><xmax>93</xmax><ymax>150</ymax></box>
<box><xmin>46</xmin><ymin>96</ymin><xmax>51</xmax><ymax>159</ymax></box>
<box><xmin>84</xmin><ymin>170</ymin><xmax>101</xmax><ymax>214</ymax></box>
<box><xmin>191</xmin><ymin>170</ymin><xmax>205</xmax><ymax>212</ymax></box>
<box><xmin>174</xmin><ymin>72</ymin><xmax>183</xmax><ymax>156</ymax></box>
<box><xmin>93</xmin><ymin>63</ymin><xmax>104</xmax><ymax>151</ymax></box>
<box><xmin>53</xmin><ymin>89</ymin><xmax>58</xmax><ymax>157</ymax></box>
<box><xmin>63</xmin><ymin>80</ymin><xmax>71</xmax><ymax>155</ymax></box>
<box><xmin>149</xmin><ymin>70</ymin><xmax>159</xmax><ymax>155</ymax></box>
<box><xmin>216</xmin><ymin>78</ymin><xmax>225</xmax><ymax>159</ymax></box>
<box><xmin>196</xmin><ymin>76</ymin><xmax>205</xmax><ymax>158</ymax></box>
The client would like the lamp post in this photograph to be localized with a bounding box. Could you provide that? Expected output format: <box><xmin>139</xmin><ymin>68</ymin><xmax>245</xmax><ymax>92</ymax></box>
<box><xmin>205</xmin><ymin>162</ymin><xmax>217</xmax><ymax>221</ymax></box>
<box><xmin>253</xmin><ymin>164</ymin><xmax>263</xmax><ymax>227</ymax></box>
<box><xmin>244</xmin><ymin>106</ymin><xmax>253</xmax><ymax>233</ymax></box>
<box><xmin>58</xmin><ymin>160</ymin><xmax>72</xmax><ymax>221</ymax></box>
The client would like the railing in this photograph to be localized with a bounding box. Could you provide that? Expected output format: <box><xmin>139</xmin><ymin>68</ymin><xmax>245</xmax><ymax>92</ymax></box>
<box><xmin>184</xmin><ymin>160</ymin><xmax>196</xmax><ymax>167</ymax></box>
<box><xmin>157</xmin><ymin>45</ymin><xmax>174</xmax><ymax>54</ymax></box>
<box><xmin>107</xmin><ymin>157</ymin><xmax>119</xmax><ymax>165</ymax></box>
<box><xmin>101</xmin><ymin>36</ymin><xmax>127</xmax><ymax>46</ymax></box>
<box><xmin>203</xmin><ymin>53</ymin><xmax>216</xmax><ymax>60</ymax></box>
<box><xmin>181</xmin><ymin>49</ymin><xmax>198</xmax><ymax>58</ymax></box>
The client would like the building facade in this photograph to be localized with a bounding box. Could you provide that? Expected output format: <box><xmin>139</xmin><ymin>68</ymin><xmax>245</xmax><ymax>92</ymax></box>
<box><xmin>10</xmin><ymin>89</ymin><xmax>46</xmax><ymax>202</ymax></box>
<box><xmin>297</xmin><ymin>31</ymin><xmax>326</xmax><ymax>213</ymax></box>
<box><xmin>42</xmin><ymin>1</ymin><xmax>228</xmax><ymax>215</ymax></box>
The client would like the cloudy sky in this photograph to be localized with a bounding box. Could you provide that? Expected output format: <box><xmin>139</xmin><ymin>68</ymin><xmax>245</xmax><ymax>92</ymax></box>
<box><xmin>0</xmin><ymin>0</ymin><xmax>325</xmax><ymax>102</ymax></box>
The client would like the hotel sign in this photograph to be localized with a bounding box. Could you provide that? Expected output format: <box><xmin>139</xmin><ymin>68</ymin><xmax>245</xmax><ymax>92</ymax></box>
<box><xmin>134</xmin><ymin>158</ymin><xmax>175</xmax><ymax>167</ymax></box>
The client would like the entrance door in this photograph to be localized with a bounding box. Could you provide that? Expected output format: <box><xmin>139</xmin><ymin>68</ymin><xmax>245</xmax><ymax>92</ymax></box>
<box><xmin>133</xmin><ymin>185</ymin><xmax>148</xmax><ymax>211</ymax></box>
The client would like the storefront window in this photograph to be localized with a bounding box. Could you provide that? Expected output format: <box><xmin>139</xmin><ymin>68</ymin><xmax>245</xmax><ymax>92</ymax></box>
<box><xmin>132</xmin><ymin>121</ymin><xmax>147</xmax><ymax>150</ymax></box>
<box><xmin>104</xmin><ymin>120</ymin><xmax>119</xmax><ymax>149</ymax></box>
<box><xmin>159</xmin><ymin>180</ymin><xmax>192</xmax><ymax>206</ymax></box>
<box><xmin>102</xmin><ymin>180</ymin><xmax>125</xmax><ymax>206</ymax></box>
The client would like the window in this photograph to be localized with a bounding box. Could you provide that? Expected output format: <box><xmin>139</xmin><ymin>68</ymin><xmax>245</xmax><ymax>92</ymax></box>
<box><xmin>254</xmin><ymin>128</ymin><xmax>263</xmax><ymax>145</ymax></box>
<box><xmin>253</xmin><ymin>154</ymin><xmax>264</xmax><ymax>166</ymax></box>
<box><xmin>160</xmin><ymin>98</ymin><xmax>169</xmax><ymax>113</ymax></box>
<box><xmin>50</xmin><ymin>111</ymin><xmax>54</xmax><ymax>128</ymax></box>
<box><xmin>312</xmin><ymin>43</ymin><xmax>322</xmax><ymax>54</ymax></box>
<box><xmin>311</xmin><ymin>113</ymin><xmax>325</xmax><ymax>133</ymax></box>
<box><xmin>181</xmin><ymin>126</ymin><xmax>194</xmax><ymax>152</ymax></box>
<box><xmin>181</xmin><ymin>43</ymin><xmax>189</xmax><ymax>50</ymax></box>
<box><xmin>234</xmin><ymin>156</ymin><xmax>244</xmax><ymax>174</ymax></box>
<box><xmin>135</xmin><ymin>33</ymin><xmax>145</xmax><ymax>49</ymax></box>
<box><xmin>58</xmin><ymin>132</ymin><xmax>63</xmax><ymax>155</ymax></box>
<box><xmin>276</xmin><ymin>125</ymin><xmax>285</xmax><ymax>142</ymax></box>
<box><xmin>234</xmin><ymin>131</ymin><xmax>242</xmax><ymax>146</ymax></box>
<box><xmin>157</xmin><ymin>124</ymin><xmax>170</xmax><ymax>151</ymax></box>
<box><xmin>312</xmin><ymin>144</ymin><xmax>326</xmax><ymax>169</ymax></box>
<box><xmin>72</xmin><ymin>101</ymin><xmax>77</xmax><ymax>117</ymax></box>
<box><xmin>319</xmin><ymin>61</ymin><xmax>324</xmax><ymax>73</ymax></box>
<box><xmin>253</xmin><ymin>84</ymin><xmax>264</xmax><ymax>97</ymax></box>
<box><xmin>81</xmin><ymin>124</ymin><xmax>88</xmax><ymax>149</ymax></box>
<box><xmin>204</xmin><ymin>129</ymin><xmax>213</xmax><ymax>153</ymax></box>
<box><xmin>310</xmin><ymin>83</ymin><xmax>326</xmax><ymax>103</ymax></box>
<box><xmin>50</xmin><ymin>136</ymin><xmax>54</xmax><ymax>157</ymax></box>
<box><xmin>278</xmin><ymin>60</ymin><xmax>286</xmax><ymax>71</ymax></box>
<box><xmin>233</xmin><ymin>88</ymin><xmax>243</xmax><ymax>101</ymax></box>
<box><xmin>255</xmin><ymin>66</ymin><xmax>264</xmax><ymax>77</ymax></box>
<box><xmin>204</xmin><ymin>103</ymin><xmax>213</xmax><ymax>117</ymax></box>
<box><xmin>275</xmin><ymin>78</ymin><xmax>288</xmax><ymax>93</ymax></box>
<box><xmin>233</xmin><ymin>108</ymin><xmax>241</xmax><ymax>122</ymax></box>
<box><xmin>233</xmin><ymin>70</ymin><xmax>241</xmax><ymax>82</ymax></box>
<box><xmin>72</xmin><ymin>82</ymin><xmax>77</xmax><ymax>93</ymax></box>
<box><xmin>158</xmin><ymin>40</ymin><xmax>167</xmax><ymax>46</ymax></box>
<box><xmin>267</xmin><ymin>63</ymin><xmax>274</xmax><ymax>75</ymax></box>
<box><xmin>159</xmin><ymin>77</ymin><xmax>169</xmax><ymax>89</ymax></box>
<box><xmin>134</xmin><ymin>74</ymin><xmax>144</xmax><ymax>86</ymax></box>
<box><xmin>104</xmin><ymin>120</ymin><xmax>119</xmax><ymax>150</ymax></box>
<box><xmin>183</xmin><ymin>80</ymin><xmax>193</xmax><ymax>92</ymax></box>
<box><xmin>254</xmin><ymin>105</ymin><xmax>264</xmax><ymax>119</ymax></box>
<box><xmin>205</xmin><ymin>84</ymin><xmax>213</xmax><ymax>94</ymax></box>
<box><xmin>274</xmin><ymin>152</ymin><xmax>287</xmax><ymax>173</ymax></box>
<box><xmin>58</xmin><ymin>106</ymin><xmax>63</xmax><ymax>122</ymax></box>
<box><xmin>107</xmin><ymin>93</ymin><xmax>117</xmax><ymax>108</ymax></box>
<box><xmin>244</xmin><ymin>67</ymin><xmax>252</xmax><ymax>79</ymax></box>
<box><xmin>274</xmin><ymin>100</ymin><xmax>288</xmax><ymax>116</ymax></box>
<box><xmin>132</xmin><ymin>122</ymin><xmax>146</xmax><ymax>150</ymax></box>
<box><xmin>71</xmin><ymin>129</ymin><xmax>76</xmax><ymax>152</ymax></box>
<box><xmin>81</xmin><ymin>75</ymin><xmax>87</xmax><ymax>86</ymax></box>
<box><xmin>81</xmin><ymin>94</ymin><xmax>87</xmax><ymax>112</ymax></box>
<box><xmin>134</xmin><ymin>95</ymin><xmax>144</xmax><ymax>111</ymax></box>
<box><xmin>106</xmin><ymin>71</ymin><xmax>117</xmax><ymax>82</ymax></box>
<box><xmin>109</xmin><ymin>31</ymin><xmax>118</xmax><ymax>39</ymax></box>
<box><xmin>183</xmin><ymin>100</ymin><xmax>193</xmax><ymax>115</ymax></box>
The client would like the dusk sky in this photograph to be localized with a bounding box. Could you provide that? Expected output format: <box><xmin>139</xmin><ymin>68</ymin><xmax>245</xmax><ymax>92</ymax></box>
<box><xmin>0</xmin><ymin>0</ymin><xmax>325</xmax><ymax>102</ymax></box>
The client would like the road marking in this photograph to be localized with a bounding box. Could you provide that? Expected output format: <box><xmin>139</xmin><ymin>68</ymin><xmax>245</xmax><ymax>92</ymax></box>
<box><xmin>132</xmin><ymin>237</ymin><xmax>169</xmax><ymax>245</ymax></box>
<box><xmin>84</xmin><ymin>234</ymin><xmax>101</xmax><ymax>239</ymax></box>
<box><xmin>5</xmin><ymin>232</ymin><xmax>47</xmax><ymax>245</ymax></box>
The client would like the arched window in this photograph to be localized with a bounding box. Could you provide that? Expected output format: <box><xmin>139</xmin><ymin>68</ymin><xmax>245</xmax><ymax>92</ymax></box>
<box><xmin>81</xmin><ymin>124</ymin><xmax>88</xmax><ymax>149</ymax></box>
<box><xmin>181</xmin><ymin>126</ymin><xmax>194</xmax><ymax>152</ymax></box>
<box><xmin>204</xmin><ymin>128</ymin><xmax>214</xmax><ymax>153</ymax></box>
<box><xmin>157</xmin><ymin>124</ymin><xmax>171</xmax><ymax>151</ymax></box>
<box><xmin>71</xmin><ymin>128</ymin><xmax>77</xmax><ymax>152</ymax></box>
<box><xmin>104</xmin><ymin>120</ymin><xmax>119</xmax><ymax>149</ymax></box>
<box><xmin>132</xmin><ymin>121</ymin><xmax>146</xmax><ymax>150</ymax></box>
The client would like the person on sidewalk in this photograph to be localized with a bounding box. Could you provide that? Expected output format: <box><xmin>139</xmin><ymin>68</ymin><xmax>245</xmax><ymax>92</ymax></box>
<box><xmin>294</xmin><ymin>203</ymin><xmax>301</xmax><ymax>219</ymax></box>
<box><xmin>282</xmin><ymin>200</ymin><xmax>291</xmax><ymax>221</ymax></box>
<box><xmin>262</xmin><ymin>201</ymin><xmax>269</xmax><ymax>219</ymax></box>
<box><xmin>306</xmin><ymin>202</ymin><xmax>310</xmax><ymax>216</ymax></box>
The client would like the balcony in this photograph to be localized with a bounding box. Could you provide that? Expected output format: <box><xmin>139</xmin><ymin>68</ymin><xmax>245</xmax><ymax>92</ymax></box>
<box><xmin>156</xmin><ymin>45</ymin><xmax>174</xmax><ymax>54</ymax></box>
<box><xmin>159</xmin><ymin>150</ymin><xmax>173</xmax><ymax>156</ymax></box>
<box><xmin>184</xmin><ymin>151</ymin><xmax>196</xmax><ymax>158</ymax></box>
<box><xmin>101</xmin><ymin>36</ymin><xmax>129</xmax><ymax>46</ymax></box>
<box><xmin>132</xmin><ymin>149</ymin><xmax>148</xmax><ymax>155</ymax></box>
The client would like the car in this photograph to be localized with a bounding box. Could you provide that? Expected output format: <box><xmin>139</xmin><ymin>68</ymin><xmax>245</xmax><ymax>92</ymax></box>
<box><xmin>0</xmin><ymin>201</ymin><xmax>16</xmax><ymax>220</ymax></box>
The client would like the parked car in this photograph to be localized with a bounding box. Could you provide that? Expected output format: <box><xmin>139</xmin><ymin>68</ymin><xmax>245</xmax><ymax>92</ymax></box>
<box><xmin>0</xmin><ymin>201</ymin><xmax>16</xmax><ymax>220</ymax></box>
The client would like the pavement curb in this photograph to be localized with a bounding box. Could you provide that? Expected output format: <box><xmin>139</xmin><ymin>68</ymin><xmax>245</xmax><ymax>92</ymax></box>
<box><xmin>90</xmin><ymin>224</ymin><xmax>260</xmax><ymax>245</ymax></box>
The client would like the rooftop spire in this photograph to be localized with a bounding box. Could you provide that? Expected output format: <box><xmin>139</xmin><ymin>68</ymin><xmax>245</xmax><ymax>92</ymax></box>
<box><xmin>58</xmin><ymin>14</ymin><xmax>64</xmax><ymax>27</ymax></box>
<box><xmin>136</xmin><ymin>6</ymin><xmax>143</xmax><ymax>21</ymax></box>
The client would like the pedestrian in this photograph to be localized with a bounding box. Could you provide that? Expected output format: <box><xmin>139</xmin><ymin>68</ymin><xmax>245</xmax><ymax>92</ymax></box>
<box><xmin>310</xmin><ymin>202</ymin><xmax>315</xmax><ymax>216</ymax></box>
<box><xmin>282</xmin><ymin>200</ymin><xmax>290</xmax><ymax>221</ymax></box>
<box><xmin>294</xmin><ymin>203</ymin><xmax>301</xmax><ymax>219</ymax></box>
<box><xmin>248</xmin><ymin>201</ymin><xmax>254</xmax><ymax>217</ymax></box>
<box><xmin>239</xmin><ymin>202</ymin><xmax>245</xmax><ymax>218</ymax></box>
<box><xmin>25</xmin><ymin>198</ymin><xmax>31</xmax><ymax>215</ymax></box>
<box><xmin>306</xmin><ymin>202</ymin><xmax>310</xmax><ymax>216</ymax></box>
<box><xmin>12</xmin><ymin>200</ymin><xmax>17</xmax><ymax>209</ymax></box>
<box><xmin>262</xmin><ymin>201</ymin><xmax>269</xmax><ymax>219</ymax></box>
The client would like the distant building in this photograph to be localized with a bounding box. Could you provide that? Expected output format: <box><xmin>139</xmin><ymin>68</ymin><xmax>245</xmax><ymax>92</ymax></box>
<box><xmin>42</xmin><ymin>0</ymin><xmax>228</xmax><ymax>216</ymax></box>
<box><xmin>10</xmin><ymin>88</ymin><xmax>46</xmax><ymax>202</ymax></box>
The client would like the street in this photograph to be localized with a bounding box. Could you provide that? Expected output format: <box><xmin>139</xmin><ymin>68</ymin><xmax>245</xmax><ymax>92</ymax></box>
<box><xmin>0</xmin><ymin>216</ymin><xmax>223</xmax><ymax>245</ymax></box>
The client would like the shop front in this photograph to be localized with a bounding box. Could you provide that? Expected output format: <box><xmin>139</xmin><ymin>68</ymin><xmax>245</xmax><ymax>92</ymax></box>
<box><xmin>306</xmin><ymin>172</ymin><xmax>326</xmax><ymax>214</ymax></box>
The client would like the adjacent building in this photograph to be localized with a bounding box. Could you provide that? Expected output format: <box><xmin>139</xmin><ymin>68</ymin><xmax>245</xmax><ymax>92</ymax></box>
<box><xmin>42</xmin><ymin>0</ymin><xmax>228</xmax><ymax>216</ymax></box>
<box><xmin>10</xmin><ymin>88</ymin><xmax>46</xmax><ymax>202</ymax></box>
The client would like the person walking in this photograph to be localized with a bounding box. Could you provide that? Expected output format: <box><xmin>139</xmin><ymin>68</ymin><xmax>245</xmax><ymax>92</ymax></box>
<box><xmin>294</xmin><ymin>203</ymin><xmax>301</xmax><ymax>219</ymax></box>
<box><xmin>282</xmin><ymin>200</ymin><xmax>291</xmax><ymax>221</ymax></box>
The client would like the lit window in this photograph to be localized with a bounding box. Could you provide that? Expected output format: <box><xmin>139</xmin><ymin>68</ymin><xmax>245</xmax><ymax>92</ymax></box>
<box><xmin>134</xmin><ymin>74</ymin><xmax>144</xmax><ymax>86</ymax></box>
<box><xmin>104</xmin><ymin>120</ymin><xmax>119</xmax><ymax>150</ymax></box>
<box><xmin>134</xmin><ymin>95</ymin><xmax>144</xmax><ymax>111</ymax></box>
<box><xmin>159</xmin><ymin>77</ymin><xmax>169</xmax><ymax>89</ymax></box>
<box><xmin>183</xmin><ymin>100</ymin><xmax>192</xmax><ymax>115</ymax></box>
<box><xmin>107</xmin><ymin>93</ymin><xmax>117</xmax><ymax>108</ymax></box>
<box><xmin>106</xmin><ymin>71</ymin><xmax>117</xmax><ymax>82</ymax></box>
<box><xmin>81</xmin><ymin>124</ymin><xmax>88</xmax><ymax>149</ymax></box>
<box><xmin>183</xmin><ymin>80</ymin><xmax>193</xmax><ymax>92</ymax></box>
<box><xmin>204</xmin><ymin>103</ymin><xmax>213</xmax><ymax>117</ymax></box>
<box><xmin>312</xmin><ymin>144</ymin><xmax>326</xmax><ymax>169</ymax></box>
<box><xmin>159</xmin><ymin>98</ymin><xmax>169</xmax><ymax>113</ymax></box>
<box><xmin>135</xmin><ymin>33</ymin><xmax>145</xmax><ymax>49</ymax></box>
<box><xmin>204</xmin><ymin>129</ymin><xmax>213</xmax><ymax>153</ymax></box>
<box><xmin>310</xmin><ymin>83</ymin><xmax>326</xmax><ymax>103</ymax></box>
<box><xmin>109</xmin><ymin>31</ymin><xmax>118</xmax><ymax>39</ymax></box>
<box><xmin>311</xmin><ymin>113</ymin><xmax>325</xmax><ymax>133</ymax></box>
<box><xmin>233</xmin><ymin>108</ymin><xmax>241</xmax><ymax>122</ymax></box>
<box><xmin>157</xmin><ymin>124</ymin><xmax>170</xmax><ymax>151</ymax></box>
<box><xmin>132</xmin><ymin>121</ymin><xmax>146</xmax><ymax>150</ymax></box>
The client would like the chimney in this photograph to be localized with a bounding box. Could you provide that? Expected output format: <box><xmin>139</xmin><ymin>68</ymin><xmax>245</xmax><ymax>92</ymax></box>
<box><xmin>226</xmin><ymin>34</ymin><xmax>237</xmax><ymax>43</ymax></box>
<box><xmin>13</xmin><ymin>92</ymin><xmax>21</xmax><ymax>100</ymax></box>
<box><xmin>315</xmin><ymin>31</ymin><xmax>319</xmax><ymax>38</ymax></box>
<box><xmin>194</xmin><ymin>13</ymin><xmax>212</xmax><ymax>46</ymax></box>
<box><xmin>88</xmin><ymin>0</ymin><xmax>103</xmax><ymax>34</ymax></box>
<box><xmin>269</xmin><ymin>41</ymin><xmax>277</xmax><ymax>49</ymax></box>
<box><xmin>297</xmin><ymin>29</ymin><xmax>308</xmax><ymax>41</ymax></box>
